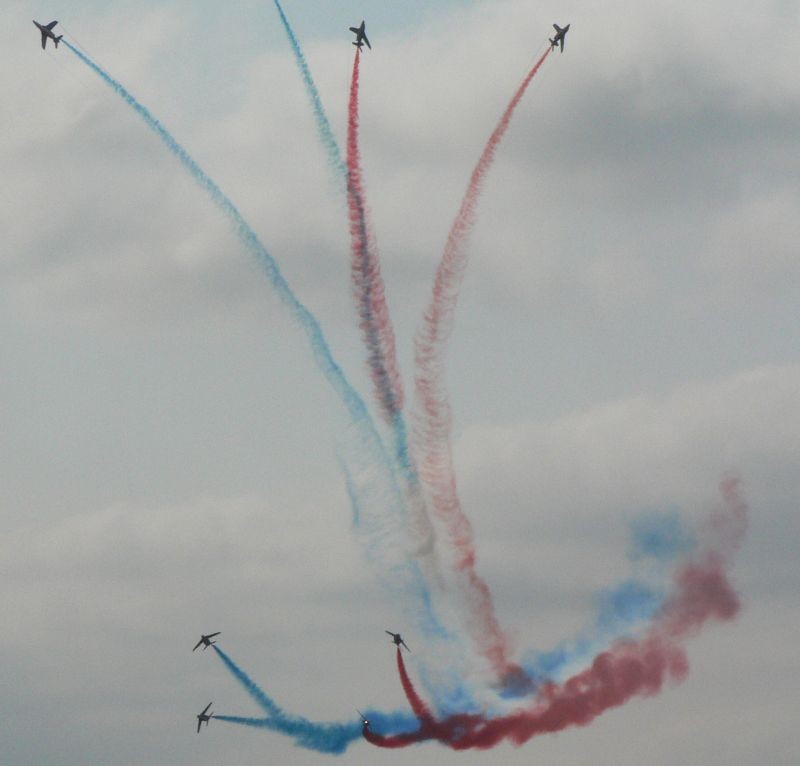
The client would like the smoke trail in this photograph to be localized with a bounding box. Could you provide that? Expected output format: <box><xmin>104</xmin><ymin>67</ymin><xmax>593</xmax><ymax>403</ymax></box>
<box><xmin>213</xmin><ymin>646</ymin><xmax>283</xmax><ymax>717</ymax></box>
<box><xmin>396</xmin><ymin>648</ymin><xmax>434</xmax><ymax>722</ymax></box>
<box><xmin>272</xmin><ymin>2</ymin><xmax>405</xmax><ymax>435</ymax></box>
<box><xmin>346</xmin><ymin>51</ymin><xmax>405</xmax><ymax>432</ymax></box>
<box><xmin>271</xmin><ymin>3</ymin><xmax>404</xmax><ymax>429</ymax></box>
<box><xmin>338</xmin><ymin>432</ymin><xmax>483</xmax><ymax>716</ymax></box>
<box><xmin>215</xmin><ymin>646</ymin><xmax>425</xmax><ymax>753</ymax></box>
<box><xmin>411</xmin><ymin>47</ymin><xmax>552</xmax><ymax>681</ymax></box>
<box><xmin>272</xmin><ymin>0</ymin><xmax>347</xmax><ymax>180</ymax></box>
<box><xmin>274</xmin><ymin>0</ymin><xmax>408</xmax><ymax>438</ymax></box>
<box><xmin>213</xmin><ymin>646</ymin><xmax>362</xmax><ymax>754</ymax></box>
<box><xmin>345</xmin><ymin>50</ymin><xmax>445</xmax><ymax>624</ymax></box>
<box><xmin>519</xmin><ymin>511</ymin><xmax>693</xmax><ymax>687</ymax></box>
<box><xmin>367</xmin><ymin>479</ymin><xmax>747</xmax><ymax>749</ymax></box>
<box><xmin>216</xmin><ymin>715</ymin><xmax>362</xmax><ymax>755</ymax></box>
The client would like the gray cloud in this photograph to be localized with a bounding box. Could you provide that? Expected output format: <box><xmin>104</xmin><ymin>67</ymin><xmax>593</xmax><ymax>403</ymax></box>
<box><xmin>2</xmin><ymin>0</ymin><xmax>798</xmax><ymax>763</ymax></box>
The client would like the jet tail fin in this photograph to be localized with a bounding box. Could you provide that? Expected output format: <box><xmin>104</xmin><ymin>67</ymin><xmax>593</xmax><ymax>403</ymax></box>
<box><xmin>54</xmin><ymin>35</ymin><xmax>62</xmax><ymax>48</ymax></box>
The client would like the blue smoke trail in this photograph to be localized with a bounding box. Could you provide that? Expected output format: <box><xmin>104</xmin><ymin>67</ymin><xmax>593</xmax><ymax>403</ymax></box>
<box><xmin>62</xmin><ymin>41</ymin><xmax>366</xmax><ymax>445</ymax></box>
<box><xmin>215</xmin><ymin>716</ymin><xmax>361</xmax><ymax>755</ymax></box>
<box><xmin>213</xmin><ymin>646</ymin><xmax>283</xmax><ymax>718</ymax></box>
<box><xmin>214</xmin><ymin>646</ymin><xmax>419</xmax><ymax>754</ymax></box>
<box><xmin>272</xmin><ymin>0</ymin><xmax>346</xmax><ymax>180</ymax></box>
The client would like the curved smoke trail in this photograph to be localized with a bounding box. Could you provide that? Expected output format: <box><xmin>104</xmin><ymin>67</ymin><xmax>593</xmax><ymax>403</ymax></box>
<box><xmin>62</xmin><ymin>39</ymin><xmax>446</xmax><ymax>637</ymax></box>
<box><xmin>345</xmin><ymin>51</ymin><xmax>437</xmax><ymax>543</ymax></box>
<box><xmin>366</xmin><ymin>478</ymin><xmax>747</xmax><ymax>749</ymax></box>
<box><xmin>396</xmin><ymin>647</ymin><xmax>434</xmax><ymax>722</ymax></box>
<box><xmin>412</xmin><ymin>47</ymin><xmax>552</xmax><ymax>681</ymax></box>
<box><xmin>63</xmin><ymin>41</ymin><xmax>370</xmax><ymax>455</ymax></box>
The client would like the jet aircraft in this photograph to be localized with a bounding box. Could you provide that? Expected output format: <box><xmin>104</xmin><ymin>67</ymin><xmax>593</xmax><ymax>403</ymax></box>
<box><xmin>357</xmin><ymin>710</ymin><xmax>370</xmax><ymax>730</ymax></box>
<box><xmin>349</xmin><ymin>20</ymin><xmax>371</xmax><ymax>50</ymax></box>
<box><xmin>386</xmin><ymin>630</ymin><xmax>410</xmax><ymax>651</ymax></box>
<box><xmin>33</xmin><ymin>20</ymin><xmax>62</xmax><ymax>50</ymax></box>
<box><xmin>192</xmin><ymin>632</ymin><xmax>221</xmax><ymax>651</ymax></box>
<box><xmin>196</xmin><ymin>702</ymin><xmax>214</xmax><ymax>733</ymax></box>
<box><xmin>549</xmin><ymin>23</ymin><xmax>570</xmax><ymax>52</ymax></box>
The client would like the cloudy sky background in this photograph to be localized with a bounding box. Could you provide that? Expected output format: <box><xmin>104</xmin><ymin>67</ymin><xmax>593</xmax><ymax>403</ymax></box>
<box><xmin>2</xmin><ymin>0</ymin><xmax>799</xmax><ymax>763</ymax></box>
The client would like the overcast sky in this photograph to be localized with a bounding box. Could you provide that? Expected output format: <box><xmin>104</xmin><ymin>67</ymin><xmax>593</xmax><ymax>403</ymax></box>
<box><xmin>2</xmin><ymin>0</ymin><xmax>799</xmax><ymax>764</ymax></box>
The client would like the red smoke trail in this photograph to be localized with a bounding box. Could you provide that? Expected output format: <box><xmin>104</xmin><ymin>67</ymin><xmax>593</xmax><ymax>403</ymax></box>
<box><xmin>396</xmin><ymin>647</ymin><xmax>434</xmax><ymax>722</ymax></box>
<box><xmin>347</xmin><ymin>49</ymin><xmax>441</xmax><ymax>581</ymax></box>
<box><xmin>347</xmin><ymin>49</ymin><xmax>405</xmax><ymax>425</ymax></box>
<box><xmin>412</xmin><ymin>47</ymin><xmax>552</xmax><ymax>680</ymax></box>
<box><xmin>367</xmin><ymin>479</ymin><xmax>746</xmax><ymax>749</ymax></box>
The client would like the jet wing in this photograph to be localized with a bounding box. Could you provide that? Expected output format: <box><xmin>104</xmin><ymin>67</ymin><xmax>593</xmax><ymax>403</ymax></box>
<box><xmin>201</xmin><ymin>702</ymin><xmax>213</xmax><ymax>715</ymax></box>
<box><xmin>363</xmin><ymin>33</ymin><xmax>371</xmax><ymax>50</ymax></box>
<box><xmin>192</xmin><ymin>639</ymin><xmax>204</xmax><ymax>651</ymax></box>
<box><xmin>207</xmin><ymin>632</ymin><xmax>220</xmax><ymax>639</ymax></box>
<box><xmin>45</xmin><ymin>21</ymin><xmax>58</xmax><ymax>30</ymax></box>
<box><xmin>197</xmin><ymin>718</ymin><xmax>202</xmax><ymax>733</ymax></box>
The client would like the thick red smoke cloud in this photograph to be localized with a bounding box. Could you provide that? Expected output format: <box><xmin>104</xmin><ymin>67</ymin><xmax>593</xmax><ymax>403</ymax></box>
<box><xmin>366</xmin><ymin>478</ymin><xmax>747</xmax><ymax>750</ymax></box>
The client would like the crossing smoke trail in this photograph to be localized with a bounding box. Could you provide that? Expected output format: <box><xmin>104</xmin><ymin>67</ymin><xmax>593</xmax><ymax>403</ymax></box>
<box><xmin>62</xmin><ymin>32</ymin><xmax>747</xmax><ymax>755</ymax></box>
<box><xmin>267</xmin><ymin>13</ymin><xmax>667</xmax><ymax>705</ymax></box>
<box><xmin>345</xmin><ymin>50</ymin><xmax>443</xmax><ymax>605</ymax></box>
<box><xmin>365</xmin><ymin>477</ymin><xmax>747</xmax><ymax>749</ymax></box>
<box><xmin>412</xmin><ymin>46</ymin><xmax>552</xmax><ymax>683</ymax></box>
<box><xmin>273</xmin><ymin>5</ymin><xmax>406</xmax><ymax>441</ymax></box>
<box><xmin>347</xmin><ymin>48</ymin><xmax>433</xmax><ymax>544</ymax></box>
<box><xmin>212</xmin><ymin>506</ymin><xmax>704</xmax><ymax>753</ymax></box>
<box><xmin>275</xmin><ymin>7</ymin><xmax>438</xmax><ymax>570</ymax></box>
<box><xmin>272</xmin><ymin>0</ymin><xmax>347</xmax><ymax>179</ymax></box>
<box><xmin>271</xmin><ymin>2</ymin><xmax>404</xmax><ymax>431</ymax></box>
<box><xmin>61</xmin><ymin>39</ymin><xmax>447</xmax><ymax>639</ymax></box>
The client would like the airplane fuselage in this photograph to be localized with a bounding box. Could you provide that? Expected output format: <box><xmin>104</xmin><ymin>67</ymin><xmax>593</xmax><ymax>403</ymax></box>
<box><xmin>549</xmin><ymin>23</ymin><xmax>570</xmax><ymax>53</ymax></box>
<box><xmin>33</xmin><ymin>20</ymin><xmax>62</xmax><ymax>50</ymax></box>
<box><xmin>349</xmin><ymin>21</ymin><xmax>370</xmax><ymax>50</ymax></box>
